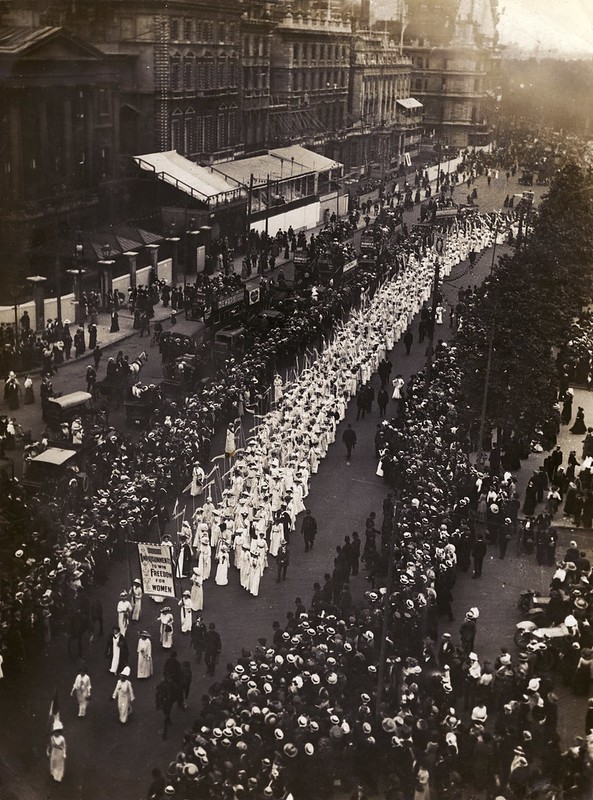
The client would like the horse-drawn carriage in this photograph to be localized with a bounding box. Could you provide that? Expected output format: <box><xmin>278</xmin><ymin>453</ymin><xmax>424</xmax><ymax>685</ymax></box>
<box><xmin>42</xmin><ymin>391</ymin><xmax>93</xmax><ymax>427</ymax></box>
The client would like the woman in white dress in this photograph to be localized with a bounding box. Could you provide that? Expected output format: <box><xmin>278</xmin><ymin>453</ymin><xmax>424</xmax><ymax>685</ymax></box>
<box><xmin>225</xmin><ymin>423</ymin><xmax>237</xmax><ymax>457</ymax></box>
<box><xmin>248</xmin><ymin>552</ymin><xmax>261</xmax><ymax>596</ymax></box>
<box><xmin>71</xmin><ymin>668</ymin><xmax>92</xmax><ymax>717</ymax></box>
<box><xmin>215</xmin><ymin>544</ymin><xmax>229</xmax><ymax>586</ymax></box>
<box><xmin>273</xmin><ymin>374</ymin><xmax>283</xmax><ymax>404</ymax></box>
<box><xmin>269</xmin><ymin>518</ymin><xmax>284</xmax><ymax>557</ymax></box>
<box><xmin>158</xmin><ymin>607</ymin><xmax>174</xmax><ymax>649</ymax></box>
<box><xmin>190</xmin><ymin>566</ymin><xmax>204</xmax><ymax>612</ymax></box>
<box><xmin>48</xmin><ymin>722</ymin><xmax>67</xmax><ymax>782</ymax></box>
<box><xmin>240</xmin><ymin>535</ymin><xmax>253</xmax><ymax>589</ymax></box>
<box><xmin>179</xmin><ymin>590</ymin><xmax>193</xmax><ymax>633</ymax></box>
<box><xmin>392</xmin><ymin>374</ymin><xmax>404</xmax><ymax>401</ymax></box>
<box><xmin>112</xmin><ymin>666</ymin><xmax>135</xmax><ymax>724</ymax></box>
<box><xmin>291</xmin><ymin>483</ymin><xmax>306</xmax><ymax>516</ymax></box>
<box><xmin>137</xmin><ymin>632</ymin><xmax>153</xmax><ymax>679</ymax></box>
<box><xmin>190</xmin><ymin>463</ymin><xmax>205</xmax><ymax>498</ymax></box>
<box><xmin>200</xmin><ymin>530</ymin><xmax>212</xmax><ymax>580</ymax></box>
<box><xmin>131</xmin><ymin>579</ymin><xmax>143</xmax><ymax>622</ymax></box>
<box><xmin>117</xmin><ymin>592</ymin><xmax>132</xmax><ymax>635</ymax></box>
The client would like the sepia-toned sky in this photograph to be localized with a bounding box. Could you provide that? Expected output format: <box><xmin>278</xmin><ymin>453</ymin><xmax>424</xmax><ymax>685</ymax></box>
<box><xmin>497</xmin><ymin>0</ymin><xmax>593</xmax><ymax>55</ymax></box>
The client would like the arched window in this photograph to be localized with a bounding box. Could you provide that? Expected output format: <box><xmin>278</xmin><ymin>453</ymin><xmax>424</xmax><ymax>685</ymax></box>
<box><xmin>171</xmin><ymin>108</ymin><xmax>183</xmax><ymax>151</ymax></box>
<box><xmin>217</xmin><ymin>104</ymin><xmax>227</xmax><ymax>148</ymax></box>
<box><xmin>184</xmin><ymin>52</ymin><xmax>195</xmax><ymax>90</ymax></box>
<box><xmin>197</xmin><ymin>58</ymin><xmax>206</xmax><ymax>89</ymax></box>
<box><xmin>204</xmin><ymin>52</ymin><xmax>214</xmax><ymax>87</ymax></box>
<box><xmin>196</xmin><ymin>115</ymin><xmax>205</xmax><ymax>152</ymax></box>
<box><xmin>185</xmin><ymin>107</ymin><xmax>196</xmax><ymax>154</ymax></box>
<box><xmin>229</xmin><ymin>104</ymin><xmax>238</xmax><ymax>143</ymax></box>
<box><xmin>217</xmin><ymin>52</ymin><xmax>227</xmax><ymax>86</ymax></box>
<box><xmin>205</xmin><ymin>114</ymin><xmax>214</xmax><ymax>151</ymax></box>
<box><xmin>170</xmin><ymin>52</ymin><xmax>182</xmax><ymax>92</ymax></box>
<box><xmin>229</xmin><ymin>52</ymin><xmax>238</xmax><ymax>87</ymax></box>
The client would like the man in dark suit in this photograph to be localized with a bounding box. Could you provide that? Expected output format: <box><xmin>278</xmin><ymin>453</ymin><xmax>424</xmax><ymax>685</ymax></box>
<box><xmin>301</xmin><ymin>510</ymin><xmax>318</xmax><ymax>552</ymax></box>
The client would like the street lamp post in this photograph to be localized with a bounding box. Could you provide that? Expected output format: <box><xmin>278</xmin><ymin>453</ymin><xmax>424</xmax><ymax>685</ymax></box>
<box><xmin>435</xmin><ymin>140</ymin><xmax>442</xmax><ymax>194</ymax></box>
<box><xmin>68</xmin><ymin>236</ymin><xmax>86</xmax><ymax>327</ymax></box>
<box><xmin>423</xmin><ymin>256</ymin><xmax>441</xmax><ymax>391</ymax></box>
<box><xmin>476</xmin><ymin>217</ymin><xmax>502</xmax><ymax>465</ymax></box>
<box><xmin>184</xmin><ymin>215</ymin><xmax>198</xmax><ymax>287</ymax></box>
<box><xmin>375</xmin><ymin>502</ymin><xmax>400</xmax><ymax>719</ymax></box>
<box><xmin>166</xmin><ymin>225</ymin><xmax>181</xmax><ymax>285</ymax></box>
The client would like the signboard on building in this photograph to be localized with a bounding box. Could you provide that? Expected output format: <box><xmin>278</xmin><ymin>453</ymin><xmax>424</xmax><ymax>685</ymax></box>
<box><xmin>137</xmin><ymin>542</ymin><xmax>176</xmax><ymax>598</ymax></box>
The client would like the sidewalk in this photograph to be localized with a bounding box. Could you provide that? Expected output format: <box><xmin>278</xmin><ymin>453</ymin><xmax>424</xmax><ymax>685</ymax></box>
<box><xmin>12</xmin><ymin>166</ymin><xmax>532</xmax><ymax>382</ymax></box>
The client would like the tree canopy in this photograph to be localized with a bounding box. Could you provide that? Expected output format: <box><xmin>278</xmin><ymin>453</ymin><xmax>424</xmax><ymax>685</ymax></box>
<box><xmin>456</xmin><ymin>162</ymin><xmax>593</xmax><ymax>441</ymax></box>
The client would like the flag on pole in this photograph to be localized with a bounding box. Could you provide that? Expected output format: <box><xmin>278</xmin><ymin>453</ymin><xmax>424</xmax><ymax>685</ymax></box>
<box><xmin>49</xmin><ymin>688</ymin><xmax>61</xmax><ymax>729</ymax></box>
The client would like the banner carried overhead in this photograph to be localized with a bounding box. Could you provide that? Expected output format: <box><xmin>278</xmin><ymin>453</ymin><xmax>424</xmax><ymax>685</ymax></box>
<box><xmin>137</xmin><ymin>543</ymin><xmax>176</xmax><ymax>598</ymax></box>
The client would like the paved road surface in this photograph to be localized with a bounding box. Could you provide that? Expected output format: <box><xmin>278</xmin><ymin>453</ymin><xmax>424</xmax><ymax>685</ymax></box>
<box><xmin>0</xmin><ymin>170</ymin><xmax>570</xmax><ymax>800</ymax></box>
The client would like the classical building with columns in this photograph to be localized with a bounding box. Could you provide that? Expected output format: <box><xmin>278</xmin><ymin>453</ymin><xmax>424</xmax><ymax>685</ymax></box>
<box><xmin>241</xmin><ymin>0</ymin><xmax>276</xmax><ymax>154</ymax></box>
<box><xmin>344</xmin><ymin>26</ymin><xmax>422</xmax><ymax>174</ymax></box>
<box><xmin>268</xmin><ymin>1</ymin><xmax>351</xmax><ymax>158</ymax></box>
<box><xmin>0</xmin><ymin>26</ymin><xmax>120</xmax><ymax>291</ymax></box>
<box><xmin>402</xmin><ymin>0</ymin><xmax>497</xmax><ymax>147</ymax></box>
<box><xmin>10</xmin><ymin>0</ymin><xmax>245</xmax><ymax>163</ymax></box>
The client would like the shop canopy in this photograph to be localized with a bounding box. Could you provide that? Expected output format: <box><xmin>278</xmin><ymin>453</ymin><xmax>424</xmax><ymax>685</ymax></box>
<box><xmin>396</xmin><ymin>97</ymin><xmax>423</xmax><ymax>110</ymax></box>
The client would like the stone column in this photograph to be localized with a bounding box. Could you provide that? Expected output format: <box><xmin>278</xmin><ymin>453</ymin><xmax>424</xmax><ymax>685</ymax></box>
<box><xmin>97</xmin><ymin>259</ymin><xmax>115</xmax><ymax>309</ymax></box>
<box><xmin>26</xmin><ymin>275</ymin><xmax>47</xmax><ymax>331</ymax></box>
<box><xmin>145</xmin><ymin>244</ymin><xmax>160</xmax><ymax>281</ymax></box>
<box><xmin>166</xmin><ymin>238</ymin><xmax>180</xmax><ymax>284</ymax></box>
<box><xmin>186</xmin><ymin>231</ymin><xmax>200</xmax><ymax>275</ymax></box>
<box><xmin>9</xmin><ymin>101</ymin><xmax>22</xmax><ymax>200</ymax></box>
<box><xmin>124</xmin><ymin>251</ymin><xmax>138</xmax><ymax>290</ymax></box>
<box><xmin>66</xmin><ymin>268</ymin><xmax>86</xmax><ymax>326</ymax></box>
<box><xmin>63</xmin><ymin>97</ymin><xmax>73</xmax><ymax>186</ymax></box>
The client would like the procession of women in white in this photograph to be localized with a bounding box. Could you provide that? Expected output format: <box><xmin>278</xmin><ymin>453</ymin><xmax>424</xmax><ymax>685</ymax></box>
<box><xmin>171</xmin><ymin>213</ymin><xmax>505</xmax><ymax>614</ymax></box>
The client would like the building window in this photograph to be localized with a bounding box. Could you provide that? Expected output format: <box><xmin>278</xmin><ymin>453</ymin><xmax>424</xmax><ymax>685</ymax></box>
<box><xmin>99</xmin><ymin>146</ymin><xmax>111</xmax><ymax>177</ymax></box>
<box><xmin>217</xmin><ymin>53</ymin><xmax>227</xmax><ymax>85</ymax></box>
<box><xmin>170</xmin><ymin>17</ymin><xmax>180</xmax><ymax>41</ymax></box>
<box><xmin>228</xmin><ymin>56</ymin><xmax>237</xmax><ymax>87</ymax></box>
<box><xmin>185</xmin><ymin>108</ymin><xmax>196</xmax><ymax>153</ymax></box>
<box><xmin>171</xmin><ymin>108</ymin><xmax>183</xmax><ymax>151</ymax></box>
<box><xmin>98</xmin><ymin>88</ymin><xmax>110</xmax><ymax>117</ymax></box>
<box><xmin>217</xmin><ymin>105</ymin><xmax>228</xmax><ymax>148</ymax></box>
<box><xmin>184</xmin><ymin>18</ymin><xmax>192</xmax><ymax>41</ymax></box>
<box><xmin>229</xmin><ymin>104</ymin><xmax>238</xmax><ymax>142</ymax></box>
<box><xmin>121</xmin><ymin>17</ymin><xmax>135</xmax><ymax>39</ymax></box>
<box><xmin>197</xmin><ymin>115</ymin><xmax>205</xmax><ymax>152</ymax></box>
<box><xmin>171</xmin><ymin>53</ymin><xmax>182</xmax><ymax>91</ymax></box>
<box><xmin>184</xmin><ymin>53</ymin><xmax>195</xmax><ymax>89</ymax></box>
<box><xmin>204</xmin><ymin>52</ymin><xmax>214</xmax><ymax>87</ymax></box>
<box><xmin>218</xmin><ymin>22</ymin><xmax>225</xmax><ymax>43</ymax></box>
<box><xmin>205</xmin><ymin>114</ymin><xmax>214</xmax><ymax>151</ymax></box>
